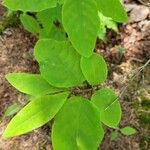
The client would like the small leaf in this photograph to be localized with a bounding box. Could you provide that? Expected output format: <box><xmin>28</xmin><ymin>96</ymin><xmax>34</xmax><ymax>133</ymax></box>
<box><xmin>20</xmin><ymin>14</ymin><xmax>41</xmax><ymax>33</ymax></box>
<box><xmin>3</xmin><ymin>92</ymin><xmax>68</xmax><ymax>138</ymax></box>
<box><xmin>4</xmin><ymin>104</ymin><xmax>20</xmax><ymax>117</ymax></box>
<box><xmin>91</xmin><ymin>88</ymin><xmax>122</xmax><ymax>128</ymax></box>
<box><xmin>52</xmin><ymin>97</ymin><xmax>104</xmax><ymax>150</ymax></box>
<box><xmin>34</xmin><ymin>39</ymin><xmax>85</xmax><ymax>88</ymax></box>
<box><xmin>110</xmin><ymin>131</ymin><xmax>118</xmax><ymax>141</ymax></box>
<box><xmin>98</xmin><ymin>12</ymin><xmax>118</xmax><ymax>42</ymax></box>
<box><xmin>62</xmin><ymin>0</ymin><xmax>99</xmax><ymax>57</ymax></box>
<box><xmin>120</xmin><ymin>126</ymin><xmax>137</xmax><ymax>136</ymax></box>
<box><xmin>3</xmin><ymin>0</ymin><xmax>57</xmax><ymax>12</ymax></box>
<box><xmin>6</xmin><ymin>73</ymin><xmax>62</xmax><ymax>96</ymax></box>
<box><xmin>98</xmin><ymin>23</ymin><xmax>107</xmax><ymax>42</ymax></box>
<box><xmin>80</xmin><ymin>53</ymin><xmax>108</xmax><ymax>85</ymax></box>
<box><xmin>98</xmin><ymin>12</ymin><xmax>118</xmax><ymax>32</ymax></box>
<box><xmin>97</xmin><ymin>0</ymin><xmax>128</xmax><ymax>22</ymax></box>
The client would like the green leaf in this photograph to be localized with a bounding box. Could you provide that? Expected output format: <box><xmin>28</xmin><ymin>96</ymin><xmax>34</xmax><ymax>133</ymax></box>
<box><xmin>4</xmin><ymin>104</ymin><xmax>20</xmax><ymax>117</ymax></box>
<box><xmin>98</xmin><ymin>12</ymin><xmax>118</xmax><ymax>41</ymax></box>
<box><xmin>52</xmin><ymin>97</ymin><xmax>104</xmax><ymax>150</ymax></box>
<box><xmin>3</xmin><ymin>92</ymin><xmax>68</xmax><ymax>138</ymax></box>
<box><xmin>34</xmin><ymin>39</ymin><xmax>85</xmax><ymax>88</ymax></box>
<box><xmin>110</xmin><ymin>131</ymin><xmax>118</xmax><ymax>141</ymax></box>
<box><xmin>80</xmin><ymin>53</ymin><xmax>108</xmax><ymax>85</ymax></box>
<box><xmin>62</xmin><ymin>0</ymin><xmax>99</xmax><ymax>57</ymax></box>
<box><xmin>91</xmin><ymin>88</ymin><xmax>122</xmax><ymax>128</ymax></box>
<box><xmin>6</xmin><ymin>73</ymin><xmax>63</xmax><ymax>96</ymax></box>
<box><xmin>57</xmin><ymin>0</ymin><xmax>64</xmax><ymax>4</ymax></box>
<box><xmin>20</xmin><ymin>14</ymin><xmax>41</xmax><ymax>33</ymax></box>
<box><xmin>98</xmin><ymin>23</ymin><xmax>107</xmax><ymax>42</ymax></box>
<box><xmin>39</xmin><ymin>25</ymin><xmax>66</xmax><ymax>41</ymax></box>
<box><xmin>37</xmin><ymin>6</ymin><xmax>62</xmax><ymax>33</ymax></box>
<box><xmin>97</xmin><ymin>0</ymin><xmax>128</xmax><ymax>22</ymax></box>
<box><xmin>120</xmin><ymin>126</ymin><xmax>137</xmax><ymax>136</ymax></box>
<box><xmin>3</xmin><ymin>0</ymin><xmax>57</xmax><ymax>12</ymax></box>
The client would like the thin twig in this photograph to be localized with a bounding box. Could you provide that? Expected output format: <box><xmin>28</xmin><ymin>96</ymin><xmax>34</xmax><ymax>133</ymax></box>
<box><xmin>105</xmin><ymin>59</ymin><xmax>150</xmax><ymax>110</ymax></box>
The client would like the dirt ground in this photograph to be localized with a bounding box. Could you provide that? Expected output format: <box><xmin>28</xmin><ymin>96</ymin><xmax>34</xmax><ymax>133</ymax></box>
<box><xmin>0</xmin><ymin>0</ymin><xmax>150</xmax><ymax>150</ymax></box>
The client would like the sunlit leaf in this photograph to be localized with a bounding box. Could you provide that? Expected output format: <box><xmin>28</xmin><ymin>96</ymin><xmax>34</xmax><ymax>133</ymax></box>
<box><xmin>52</xmin><ymin>96</ymin><xmax>104</xmax><ymax>150</ymax></box>
<box><xmin>92</xmin><ymin>88</ymin><xmax>122</xmax><ymax>128</ymax></box>
<box><xmin>80</xmin><ymin>53</ymin><xmax>108</xmax><ymax>85</ymax></box>
<box><xmin>120</xmin><ymin>126</ymin><xmax>137</xmax><ymax>136</ymax></box>
<box><xmin>3</xmin><ymin>0</ymin><xmax>57</xmax><ymax>12</ymax></box>
<box><xmin>34</xmin><ymin>39</ymin><xmax>85</xmax><ymax>88</ymax></box>
<box><xmin>3</xmin><ymin>92</ymin><xmax>68</xmax><ymax>138</ymax></box>
<box><xmin>62</xmin><ymin>0</ymin><xmax>99</xmax><ymax>57</ymax></box>
<box><xmin>6</xmin><ymin>73</ymin><xmax>62</xmax><ymax>96</ymax></box>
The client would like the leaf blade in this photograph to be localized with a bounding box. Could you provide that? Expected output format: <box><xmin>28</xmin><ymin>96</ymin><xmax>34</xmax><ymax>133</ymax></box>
<box><xmin>3</xmin><ymin>92</ymin><xmax>68</xmax><ymax>138</ymax></box>
<box><xmin>62</xmin><ymin>0</ymin><xmax>99</xmax><ymax>57</ymax></box>
<box><xmin>120</xmin><ymin>126</ymin><xmax>137</xmax><ymax>136</ymax></box>
<box><xmin>80</xmin><ymin>53</ymin><xmax>108</xmax><ymax>85</ymax></box>
<box><xmin>3</xmin><ymin>0</ymin><xmax>57</xmax><ymax>12</ymax></box>
<box><xmin>4</xmin><ymin>104</ymin><xmax>20</xmax><ymax>117</ymax></box>
<box><xmin>20</xmin><ymin>14</ymin><xmax>41</xmax><ymax>33</ymax></box>
<box><xmin>52</xmin><ymin>97</ymin><xmax>104</xmax><ymax>150</ymax></box>
<box><xmin>97</xmin><ymin>0</ymin><xmax>128</xmax><ymax>22</ymax></box>
<box><xmin>92</xmin><ymin>88</ymin><xmax>122</xmax><ymax>128</ymax></box>
<box><xmin>34</xmin><ymin>39</ymin><xmax>85</xmax><ymax>88</ymax></box>
<box><xmin>6</xmin><ymin>73</ymin><xmax>62</xmax><ymax>96</ymax></box>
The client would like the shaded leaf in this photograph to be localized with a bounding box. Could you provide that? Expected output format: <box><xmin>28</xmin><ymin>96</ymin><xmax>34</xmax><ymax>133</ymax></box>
<box><xmin>20</xmin><ymin>14</ymin><xmax>41</xmax><ymax>33</ymax></box>
<box><xmin>3</xmin><ymin>92</ymin><xmax>68</xmax><ymax>138</ymax></box>
<box><xmin>52</xmin><ymin>96</ymin><xmax>104</xmax><ymax>150</ymax></box>
<box><xmin>80</xmin><ymin>53</ymin><xmax>108</xmax><ymax>85</ymax></box>
<box><xmin>62</xmin><ymin>0</ymin><xmax>99</xmax><ymax>57</ymax></box>
<box><xmin>4</xmin><ymin>104</ymin><xmax>20</xmax><ymax>117</ymax></box>
<box><xmin>39</xmin><ymin>25</ymin><xmax>66</xmax><ymax>41</ymax></box>
<box><xmin>36</xmin><ymin>6</ymin><xmax>62</xmax><ymax>33</ymax></box>
<box><xmin>34</xmin><ymin>39</ymin><xmax>85</xmax><ymax>88</ymax></box>
<box><xmin>110</xmin><ymin>131</ymin><xmax>118</xmax><ymax>141</ymax></box>
<box><xmin>92</xmin><ymin>88</ymin><xmax>122</xmax><ymax>128</ymax></box>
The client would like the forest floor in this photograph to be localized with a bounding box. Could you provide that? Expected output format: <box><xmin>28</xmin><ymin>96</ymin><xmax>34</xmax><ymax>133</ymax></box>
<box><xmin>0</xmin><ymin>0</ymin><xmax>150</xmax><ymax>150</ymax></box>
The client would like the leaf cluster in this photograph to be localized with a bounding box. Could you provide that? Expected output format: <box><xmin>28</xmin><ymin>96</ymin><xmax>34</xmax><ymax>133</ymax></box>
<box><xmin>2</xmin><ymin>0</ymin><xmax>129</xmax><ymax>149</ymax></box>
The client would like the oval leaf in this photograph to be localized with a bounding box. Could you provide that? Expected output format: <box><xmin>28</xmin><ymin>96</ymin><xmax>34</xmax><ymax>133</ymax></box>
<box><xmin>34</xmin><ymin>39</ymin><xmax>85</xmax><ymax>88</ymax></box>
<box><xmin>6</xmin><ymin>73</ymin><xmax>62</xmax><ymax>96</ymax></box>
<box><xmin>62</xmin><ymin>0</ymin><xmax>99</xmax><ymax>57</ymax></box>
<box><xmin>4</xmin><ymin>103</ymin><xmax>20</xmax><ymax>117</ymax></box>
<box><xmin>80</xmin><ymin>53</ymin><xmax>108</xmax><ymax>85</ymax></box>
<box><xmin>120</xmin><ymin>126</ymin><xmax>136</xmax><ymax>136</ymax></box>
<box><xmin>91</xmin><ymin>88</ymin><xmax>122</xmax><ymax>128</ymax></box>
<box><xmin>3</xmin><ymin>92</ymin><xmax>68</xmax><ymax>138</ymax></box>
<box><xmin>3</xmin><ymin>0</ymin><xmax>57</xmax><ymax>12</ymax></box>
<box><xmin>52</xmin><ymin>97</ymin><xmax>104</xmax><ymax>150</ymax></box>
<box><xmin>97</xmin><ymin>0</ymin><xmax>128</xmax><ymax>22</ymax></box>
<box><xmin>20</xmin><ymin>14</ymin><xmax>41</xmax><ymax>33</ymax></box>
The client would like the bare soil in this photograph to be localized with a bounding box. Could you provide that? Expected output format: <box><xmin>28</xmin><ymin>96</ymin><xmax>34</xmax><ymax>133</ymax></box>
<box><xmin>0</xmin><ymin>0</ymin><xmax>150</xmax><ymax>150</ymax></box>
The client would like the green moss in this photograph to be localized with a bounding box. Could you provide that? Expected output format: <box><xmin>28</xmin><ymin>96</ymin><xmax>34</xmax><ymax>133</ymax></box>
<box><xmin>140</xmin><ymin>136</ymin><xmax>150</xmax><ymax>150</ymax></box>
<box><xmin>141</xmin><ymin>99</ymin><xmax>150</xmax><ymax>109</ymax></box>
<box><xmin>138</xmin><ymin>113</ymin><xmax>150</xmax><ymax>125</ymax></box>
